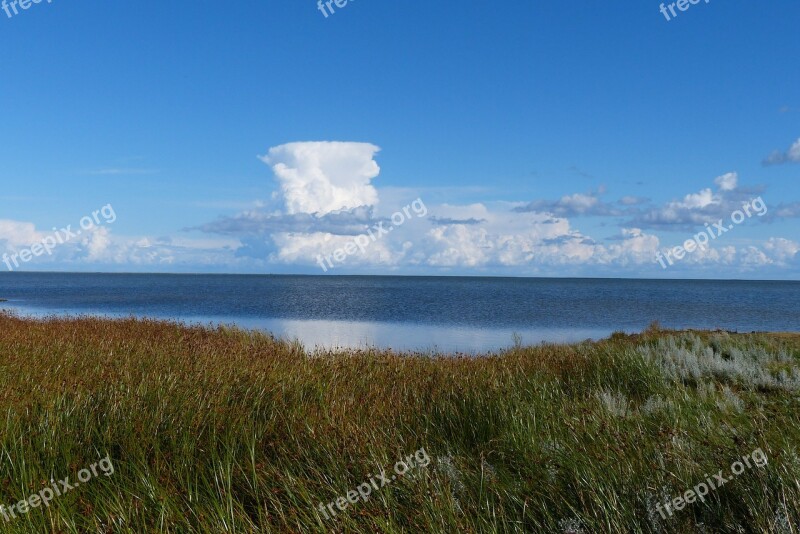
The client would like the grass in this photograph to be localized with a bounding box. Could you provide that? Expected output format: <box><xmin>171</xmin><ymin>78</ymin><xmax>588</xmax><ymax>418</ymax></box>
<box><xmin>0</xmin><ymin>311</ymin><xmax>799</xmax><ymax>533</ymax></box>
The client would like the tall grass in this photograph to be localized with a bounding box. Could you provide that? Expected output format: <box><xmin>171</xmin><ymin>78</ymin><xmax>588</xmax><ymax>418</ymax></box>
<box><xmin>0</xmin><ymin>312</ymin><xmax>799</xmax><ymax>532</ymax></box>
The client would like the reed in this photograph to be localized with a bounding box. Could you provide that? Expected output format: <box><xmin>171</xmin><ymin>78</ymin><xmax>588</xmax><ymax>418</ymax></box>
<box><xmin>0</xmin><ymin>312</ymin><xmax>798</xmax><ymax>532</ymax></box>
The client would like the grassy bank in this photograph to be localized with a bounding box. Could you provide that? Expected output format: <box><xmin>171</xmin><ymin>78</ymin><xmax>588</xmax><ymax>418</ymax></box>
<box><xmin>0</xmin><ymin>312</ymin><xmax>799</xmax><ymax>533</ymax></box>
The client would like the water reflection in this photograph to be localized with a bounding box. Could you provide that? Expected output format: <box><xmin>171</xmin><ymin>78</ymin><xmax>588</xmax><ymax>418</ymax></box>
<box><xmin>3</xmin><ymin>304</ymin><xmax>612</xmax><ymax>353</ymax></box>
<box><xmin>242</xmin><ymin>318</ymin><xmax>612</xmax><ymax>353</ymax></box>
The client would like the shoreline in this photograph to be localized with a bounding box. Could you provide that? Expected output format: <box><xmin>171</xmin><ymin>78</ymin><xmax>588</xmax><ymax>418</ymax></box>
<box><xmin>1</xmin><ymin>307</ymin><xmax>798</xmax><ymax>354</ymax></box>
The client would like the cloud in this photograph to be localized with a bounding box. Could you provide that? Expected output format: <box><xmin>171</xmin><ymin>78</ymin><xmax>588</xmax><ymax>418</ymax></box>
<box><xmin>629</xmin><ymin>172</ymin><xmax>765</xmax><ymax>231</ymax></box>
<box><xmin>430</xmin><ymin>216</ymin><xmax>486</xmax><ymax>226</ymax></box>
<box><xmin>426</xmin><ymin>204</ymin><xmax>489</xmax><ymax>226</ymax></box>
<box><xmin>0</xmin><ymin>220</ymin><xmax>44</xmax><ymax>247</ymax></box>
<box><xmin>83</xmin><ymin>226</ymin><xmax>112</xmax><ymax>261</ymax></box>
<box><xmin>763</xmin><ymin>138</ymin><xmax>800</xmax><ymax>166</ymax></box>
<box><xmin>414</xmin><ymin>207</ymin><xmax>660</xmax><ymax>270</ymax></box>
<box><xmin>188</xmin><ymin>145</ymin><xmax>799</xmax><ymax>275</ymax></box>
<box><xmin>200</xmin><ymin>141</ymin><xmax>431</xmax><ymax>269</ymax></box>
<box><xmin>0</xmin><ymin>218</ymin><xmax>242</xmax><ymax>271</ymax></box>
<box><xmin>650</xmin><ymin>236</ymin><xmax>800</xmax><ymax>272</ymax></box>
<box><xmin>769</xmin><ymin>202</ymin><xmax>800</xmax><ymax>219</ymax></box>
<box><xmin>191</xmin><ymin>206</ymin><xmax>376</xmax><ymax>236</ymax></box>
<box><xmin>269</xmin><ymin>231</ymin><xmax>410</xmax><ymax>268</ymax></box>
<box><xmin>514</xmin><ymin>187</ymin><xmax>625</xmax><ymax>217</ymax></box>
<box><xmin>762</xmin><ymin>237</ymin><xmax>800</xmax><ymax>264</ymax></box>
<box><xmin>259</xmin><ymin>142</ymin><xmax>381</xmax><ymax>214</ymax></box>
<box><xmin>714</xmin><ymin>172</ymin><xmax>738</xmax><ymax>191</ymax></box>
<box><xmin>421</xmin><ymin>208</ymin><xmax>568</xmax><ymax>268</ymax></box>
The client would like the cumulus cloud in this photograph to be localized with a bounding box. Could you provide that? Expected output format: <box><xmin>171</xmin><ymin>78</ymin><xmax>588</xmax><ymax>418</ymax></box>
<box><xmin>414</xmin><ymin>207</ymin><xmax>661</xmax><ymax>271</ymax></box>
<box><xmin>83</xmin><ymin>226</ymin><xmax>113</xmax><ymax>261</ymax></box>
<box><xmin>259</xmin><ymin>142</ymin><xmax>381</xmax><ymax>214</ymax></box>
<box><xmin>421</xmin><ymin>208</ymin><xmax>569</xmax><ymax>268</ymax></box>
<box><xmin>629</xmin><ymin>172</ymin><xmax>765</xmax><ymax>231</ymax></box>
<box><xmin>651</xmin><ymin>237</ymin><xmax>800</xmax><ymax>273</ymax></box>
<box><xmin>0</xmin><ymin>218</ymin><xmax>242</xmax><ymax>271</ymax></box>
<box><xmin>714</xmin><ymin>171</ymin><xmax>738</xmax><ymax>191</ymax></box>
<box><xmin>762</xmin><ymin>237</ymin><xmax>800</xmax><ymax>264</ymax></box>
<box><xmin>194</xmin><ymin>141</ymin><xmax>434</xmax><ymax>270</ymax></box>
<box><xmin>763</xmin><ymin>138</ymin><xmax>800</xmax><ymax>166</ymax></box>
<box><xmin>0</xmin><ymin>220</ymin><xmax>43</xmax><ymax>248</ymax></box>
<box><xmin>187</xmin><ymin>145</ymin><xmax>800</xmax><ymax>275</ymax></box>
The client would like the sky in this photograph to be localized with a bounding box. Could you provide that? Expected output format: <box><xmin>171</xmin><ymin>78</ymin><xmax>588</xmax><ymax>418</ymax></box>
<box><xmin>0</xmin><ymin>0</ymin><xmax>798</xmax><ymax>278</ymax></box>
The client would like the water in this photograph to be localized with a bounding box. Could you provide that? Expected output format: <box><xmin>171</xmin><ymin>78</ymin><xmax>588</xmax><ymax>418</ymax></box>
<box><xmin>0</xmin><ymin>273</ymin><xmax>797</xmax><ymax>352</ymax></box>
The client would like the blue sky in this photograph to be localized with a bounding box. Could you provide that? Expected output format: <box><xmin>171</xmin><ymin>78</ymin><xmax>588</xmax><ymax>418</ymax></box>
<box><xmin>0</xmin><ymin>0</ymin><xmax>798</xmax><ymax>277</ymax></box>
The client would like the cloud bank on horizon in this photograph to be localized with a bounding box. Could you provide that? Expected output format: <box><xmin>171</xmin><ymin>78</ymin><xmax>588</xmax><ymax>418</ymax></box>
<box><xmin>2</xmin><ymin>141</ymin><xmax>797</xmax><ymax>278</ymax></box>
<box><xmin>228</xmin><ymin>142</ymin><xmax>796</xmax><ymax>276</ymax></box>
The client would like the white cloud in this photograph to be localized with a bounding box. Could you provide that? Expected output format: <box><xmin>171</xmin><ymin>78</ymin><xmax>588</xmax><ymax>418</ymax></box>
<box><xmin>740</xmin><ymin>246</ymin><xmax>772</xmax><ymax>267</ymax></box>
<box><xmin>0</xmin><ymin>220</ymin><xmax>43</xmax><ymax>247</ymax></box>
<box><xmin>186</xmin><ymin>147</ymin><xmax>799</xmax><ymax>275</ymax></box>
<box><xmin>677</xmin><ymin>187</ymin><xmax>715</xmax><ymax>209</ymax></box>
<box><xmin>630</xmin><ymin>172</ymin><xmax>765</xmax><ymax>230</ymax></box>
<box><xmin>0</xmin><ymin>219</ymin><xmax>244</xmax><ymax>270</ymax></box>
<box><xmin>762</xmin><ymin>237</ymin><xmax>800</xmax><ymax>264</ymax></box>
<box><xmin>272</xmin><ymin>232</ymin><xmax>407</xmax><ymax>268</ymax></box>
<box><xmin>259</xmin><ymin>142</ymin><xmax>381</xmax><ymax>215</ymax></box>
<box><xmin>83</xmin><ymin>226</ymin><xmax>112</xmax><ymax>261</ymax></box>
<box><xmin>714</xmin><ymin>172</ymin><xmax>738</xmax><ymax>192</ymax></box>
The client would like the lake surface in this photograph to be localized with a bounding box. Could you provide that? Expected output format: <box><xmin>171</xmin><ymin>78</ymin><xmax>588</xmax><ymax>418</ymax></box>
<box><xmin>0</xmin><ymin>273</ymin><xmax>798</xmax><ymax>352</ymax></box>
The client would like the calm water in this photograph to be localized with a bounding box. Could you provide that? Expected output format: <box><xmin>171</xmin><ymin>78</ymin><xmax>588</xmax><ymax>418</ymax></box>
<box><xmin>0</xmin><ymin>273</ymin><xmax>798</xmax><ymax>352</ymax></box>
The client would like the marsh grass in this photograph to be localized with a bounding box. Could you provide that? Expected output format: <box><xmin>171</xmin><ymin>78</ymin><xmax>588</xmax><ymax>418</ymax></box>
<box><xmin>0</xmin><ymin>312</ymin><xmax>799</xmax><ymax>532</ymax></box>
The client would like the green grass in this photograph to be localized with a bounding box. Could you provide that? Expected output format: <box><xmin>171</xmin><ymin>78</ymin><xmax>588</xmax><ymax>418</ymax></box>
<box><xmin>0</xmin><ymin>312</ymin><xmax>799</xmax><ymax>533</ymax></box>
